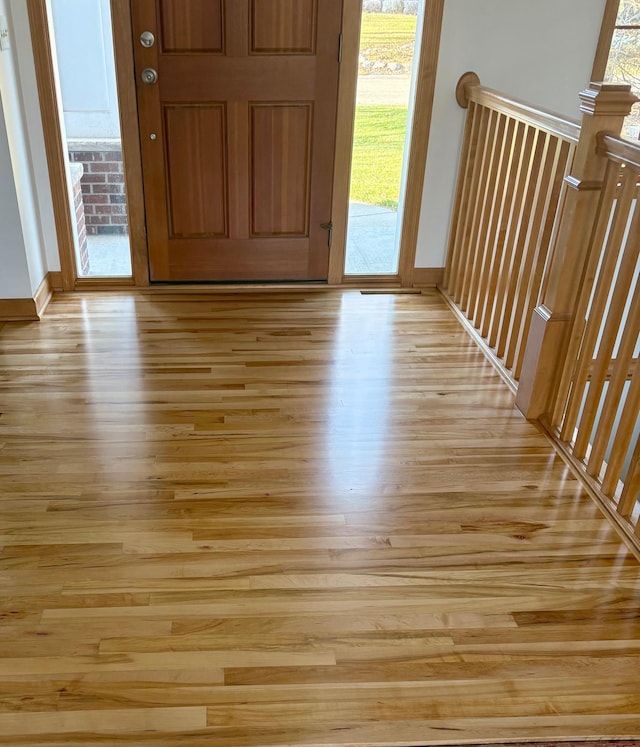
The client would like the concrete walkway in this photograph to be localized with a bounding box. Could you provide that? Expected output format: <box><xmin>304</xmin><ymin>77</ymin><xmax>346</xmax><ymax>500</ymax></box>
<box><xmin>344</xmin><ymin>72</ymin><xmax>409</xmax><ymax>274</ymax></box>
<box><xmin>86</xmin><ymin>234</ymin><xmax>131</xmax><ymax>277</ymax></box>
<box><xmin>83</xmin><ymin>203</ymin><xmax>399</xmax><ymax>278</ymax></box>
<box><xmin>356</xmin><ymin>74</ymin><xmax>411</xmax><ymax>106</ymax></box>
<box><xmin>346</xmin><ymin>202</ymin><xmax>399</xmax><ymax>275</ymax></box>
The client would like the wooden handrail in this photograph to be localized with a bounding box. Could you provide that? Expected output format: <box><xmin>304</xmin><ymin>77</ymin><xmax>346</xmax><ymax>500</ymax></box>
<box><xmin>598</xmin><ymin>132</ymin><xmax>640</xmax><ymax>169</ymax></box>
<box><xmin>457</xmin><ymin>76</ymin><xmax>581</xmax><ymax>144</ymax></box>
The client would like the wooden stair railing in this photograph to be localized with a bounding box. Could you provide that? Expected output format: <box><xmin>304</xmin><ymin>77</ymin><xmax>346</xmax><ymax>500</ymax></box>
<box><xmin>441</xmin><ymin>74</ymin><xmax>640</xmax><ymax>552</ymax></box>
<box><xmin>534</xmin><ymin>133</ymin><xmax>640</xmax><ymax>543</ymax></box>
<box><xmin>441</xmin><ymin>73</ymin><xmax>579</xmax><ymax>388</ymax></box>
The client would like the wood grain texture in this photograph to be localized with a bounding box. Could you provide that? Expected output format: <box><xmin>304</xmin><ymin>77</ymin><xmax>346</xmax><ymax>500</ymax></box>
<box><xmin>134</xmin><ymin>0</ymin><xmax>341</xmax><ymax>282</ymax></box>
<box><xmin>33</xmin><ymin>273</ymin><xmax>53</xmax><ymax>319</ymax></box>
<box><xmin>251</xmin><ymin>104</ymin><xmax>311</xmax><ymax>236</ymax></box>
<box><xmin>0</xmin><ymin>290</ymin><xmax>639</xmax><ymax>746</ymax></box>
<box><xmin>160</xmin><ymin>0</ymin><xmax>224</xmax><ymax>53</ymax></box>
<box><xmin>47</xmin><ymin>271</ymin><xmax>64</xmax><ymax>292</ymax></box>
<box><xmin>0</xmin><ymin>298</ymin><xmax>39</xmax><ymax>322</ymax></box>
<box><xmin>412</xmin><ymin>267</ymin><xmax>444</xmax><ymax>287</ymax></box>
<box><xmin>164</xmin><ymin>105</ymin><xmax>228</xmax><ymax>237</ymax></box>
<box><xmin>466</xmin><ymin>85</ymin><xmax>580</xmax><ymax>144</ymax></box>
<box><xmin>251</xmin><ymin>0</ymin><xmax>317</xmax><ymax>53</ymax></box>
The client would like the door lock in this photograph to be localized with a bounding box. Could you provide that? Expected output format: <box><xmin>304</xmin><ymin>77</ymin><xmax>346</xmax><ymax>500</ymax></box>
<box><xmin>141</xmin><ymin>67</ymin><xmax>158</xmax><ymax>85</ymax></box>
<box><xmin>140</xmin><ymin>31</ymin><xmax>155</xmax><ymax>48</ymax></box>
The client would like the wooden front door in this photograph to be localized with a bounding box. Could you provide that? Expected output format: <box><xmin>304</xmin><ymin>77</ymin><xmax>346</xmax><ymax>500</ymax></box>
<box><xmin>131</xmin><ymin>0</ymin><xmax>342</xmax><ymax>282</ymax></box>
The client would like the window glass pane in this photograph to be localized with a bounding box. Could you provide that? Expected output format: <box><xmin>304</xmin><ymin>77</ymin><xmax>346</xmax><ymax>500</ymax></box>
<box><xmin>606</xmin><ymin>26</ymin><xmax>640</xmax><ymax>139</ymax></box>
<box><xmin>605</xmin><ymin>28</ymin><xmax>640</xmax><ymax>88</ymax></box>
<box><xmin>616</xmin><ymin>0</ymin><xmax>640</xmax><ymax>26</ymax></box>
<box><xmin>620</xmin><ymin>102</ymin><xmax>640</xmax><ymax>139</ymax></box>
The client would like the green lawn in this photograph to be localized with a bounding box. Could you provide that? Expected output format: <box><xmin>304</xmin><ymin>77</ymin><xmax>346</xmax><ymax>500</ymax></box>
<box><xmin>349</xmin><ymin>14</ymin><xmax>416</xmax><ymax>209</ymax></box>
<box><xmin>349</xmin><ymin>106</ymin><xmax>408</xmax><ymax>210</ymax></box>
<box><xmin>360</xmin><ymin>13</ymin><xmax>416</xmax><ymax>62</ymax></box>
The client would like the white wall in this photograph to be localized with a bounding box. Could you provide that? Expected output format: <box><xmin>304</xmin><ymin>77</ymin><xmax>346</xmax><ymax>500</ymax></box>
<box><xmin>0</xmin><ymin>94</ymin><xmax>32</xmax><ymax>298</ymax></box>
<box><xmin>415</xmin><ymin>0</ymin><xmax>608</xmax><ymax>268</ymax></box>
<box><xmin>50</xmin><ymin>0</ymin><xmax>121</xmax><ymax>140</ymax></box>
<box><xmin>8</xmin><ymin>0</ymin><xmax>60</xmax><ymax>274</ymax></box>
<box><xmin>0</xmin><ymin>0</ymin><xmax>56</xmax><ymax>296</ymax></box>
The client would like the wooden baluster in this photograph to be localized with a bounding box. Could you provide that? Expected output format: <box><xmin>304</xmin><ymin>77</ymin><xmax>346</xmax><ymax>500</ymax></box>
<box><xmin>444</xmin><ymin>101</ymin><xmax>479</xmax><ymax>293</ymax></box>
<box><xmin>561</xmin><ymin>167</ymin><xmax>639</xmax><ymax>447</ymax></box>
<box><xmin>514</xmin><ymin>140</ymin><xmax>572</xmax><ymax>380</ymax></box>
<box><xmin>618</xmin><ymin>435</ymin><xmax>640</xmax><ymax>520</ymax></box>
<box><xmin>601</xmin><ymin>362</ymin><xmax>640</xmax><ymax>498</ymax></box>
<box><xmin>573</xmin><ymin>174</ymin><xmax>640</xmax><ymax>460</ymax></box>
<box><xmin>504</xmin><ymin>132</ymin><xmax>557</xmax><ymax>372</ymax></box>
<box><xmin>467</xmin><ymin>113</ymin><xmax>507</xmax><ymax>323</ymax></box>
<box><xmin>459</xmin><ymin>108</ymin><xmax>495</xmax><ymax>311</ymax></box>
<box><xmin>484</xmin><ymin>121</ymin><xmax>528</xmax><ymax>344</ymax></box>
<box><xmin>549</xmin><ymin>160</ymin><xmax>620</xmax><ymax>429</ymax></box>
<box><xmin>477</xmin><ymin>117</ymin><xmax>519</xmax><ymax>335</ymax></box>
<box><xmin>538</xmin><ymin>143</ymin><xmax>577</xmax><ymax>304</ymax></box>
<box><xmin>496</xmin><ymin>128</ymin><xmax>545</xmax><ymax>361</ymax></box>
<box><xmin>444</xmin><ymin>72</ymin><xmax>481</xmax><ymax>293</ymax></box>
<box><xmin>450</xmin><ymin>106</ymin><xmax>489</xmax><ymax>304</ymax></box>
<box><xmin>515</xmin><ymin>83</ymin><xmax>637</xmax><ymax>419</ymax></box>
<box><xmin>489</xmin><ymin>125</ymin><xmax>538</xmax><ymax>352</ymax></box>
<box><xmin>586</xmin><ymin>255</ymin><xmax>640</xmax><ymax>480</ymax></box>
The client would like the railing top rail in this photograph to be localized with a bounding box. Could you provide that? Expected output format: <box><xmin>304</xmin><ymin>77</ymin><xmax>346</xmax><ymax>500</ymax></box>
<box><xmin>598</xmin><ymin>132</ymin><xmax>640</xmax><ymax>171</ymax></box>
<box><xmin>457</xmin><ymin>74</ymin><xmax>581</xmax><ymax>145</ymax></box>
<box><xmin>468</xmin><ymin>86</ymin><xmax>581</xmax><ymax>144</ymax></box>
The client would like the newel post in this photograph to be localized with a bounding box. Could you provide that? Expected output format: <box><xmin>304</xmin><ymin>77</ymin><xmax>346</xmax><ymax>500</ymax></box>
<box><xmin>515</xmin><ymin>83</ymin><xmax>637</xmax><ymax>420</ymax></box>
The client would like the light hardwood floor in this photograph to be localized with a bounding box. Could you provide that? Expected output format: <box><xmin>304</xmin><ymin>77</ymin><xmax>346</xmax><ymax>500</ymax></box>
<box><xmin>0</xmin><ymin>289</ymin><xmax>639</xmax><ymax>746</ymax></box>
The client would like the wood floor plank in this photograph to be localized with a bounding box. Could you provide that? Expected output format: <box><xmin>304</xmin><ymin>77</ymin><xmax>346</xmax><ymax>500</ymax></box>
<box><xmin>0</xmin><ymin>706</ymin><xmax>207</xmax><ymax>736</ymax></box>
<box><xmin>0</xmin><ymin>289</ymin><xmax>639</xmax><ymax>746</ymax></box>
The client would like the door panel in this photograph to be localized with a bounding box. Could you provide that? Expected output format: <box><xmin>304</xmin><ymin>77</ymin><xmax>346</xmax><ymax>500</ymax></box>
<box><xmin>251</xmin><ymin>0</ymin><xmax>317</xmax><ymax>54</ymax></box>
<box><xmin>159</xmin><ymin>0</ymin><xmax>224</xmax><ymax>54</ymax></box>
<box><xmin>132</xmin><ymin>0</ymin><xmax>341</xmax><ymax>282</ymax></box>
<box><xmin>165</xmin><ymin>105</ymin><xmax>227</xmax><ymax>237</ymax></box>
<box><xmin>251</xmin><ymin>104</ymin><xmax>311</xmax><ymax>237</ymax></box>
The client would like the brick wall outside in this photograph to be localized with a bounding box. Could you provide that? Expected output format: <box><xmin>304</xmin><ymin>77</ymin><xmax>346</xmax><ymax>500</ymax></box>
<box><xmin>68</xmin><ymin>142</ymin><xmax>129</xmax><ymax>236</ymax></box>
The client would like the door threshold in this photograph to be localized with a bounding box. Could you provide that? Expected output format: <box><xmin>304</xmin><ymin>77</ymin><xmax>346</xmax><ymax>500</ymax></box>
<box><xmin>58</xmin><ymin>282</ymin><xmax>419</xmax><ymax>295</ymax></box>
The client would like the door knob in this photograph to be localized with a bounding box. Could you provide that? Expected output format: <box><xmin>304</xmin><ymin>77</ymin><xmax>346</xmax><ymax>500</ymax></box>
<box><xmin>141</xmin><ymin>67</ymin><xmax>158</xmax><ymax>85</ymax></box>
<box><xmin>140</xmin><ymin>31</ymin><xmax>155</xmax><ymax>48</ymax></box>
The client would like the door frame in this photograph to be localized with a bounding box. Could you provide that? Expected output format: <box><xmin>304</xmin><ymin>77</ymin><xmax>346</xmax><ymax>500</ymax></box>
<box><xmin>26</xmin><ymin>0</ymin><xmax>148</xmax><ymax>289</ymax></box>
<box><xmin>28</xmin><ymin>0</ymin><xmax>446</xmax><ymax>289</ymax></box>
<box><xmin>329</xmin><ymin>0</ymin><xmax>445</xmax><ymax>287</ymax></box>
